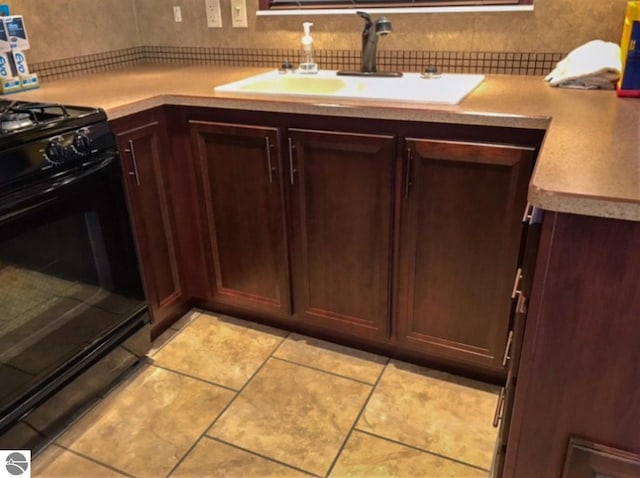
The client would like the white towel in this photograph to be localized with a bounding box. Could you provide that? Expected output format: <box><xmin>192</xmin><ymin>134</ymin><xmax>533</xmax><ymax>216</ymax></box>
<box><xmin>545</xmin><ymin>40</ymin><xmax>621</xmax><ymax>89</ymax></box>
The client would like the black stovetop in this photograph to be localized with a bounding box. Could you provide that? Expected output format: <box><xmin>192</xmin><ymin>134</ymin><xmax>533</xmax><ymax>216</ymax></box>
<box><xmin>0</xmin><ymin>100</ymin><xmax>115</xmax><ymax>192</ymax></box>
<box><xmin>0</xmin><ymin>100</ymin><xmax>106</xmax><ymax>149</ymax></box>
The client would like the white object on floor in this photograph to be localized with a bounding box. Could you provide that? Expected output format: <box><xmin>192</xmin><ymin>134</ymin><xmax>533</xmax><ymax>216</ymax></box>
<box><xmin>545</xmin><ymin>40</ymin><xmax>621</xmax><ymax>89</ymax></box>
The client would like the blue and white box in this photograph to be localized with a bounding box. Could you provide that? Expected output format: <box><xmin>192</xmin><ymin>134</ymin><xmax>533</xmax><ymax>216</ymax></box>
<box><xmin>4</xmin><ymin>15</ymin><xmax>29</xmax><ymax>50</ymax></box>
<box><xmin>0</xmin><ymin>13</ymin><xmax>9</xmax><ymax>51</ymax></box>
<box><xmin>0</xmin><ymin>19</ymin><xmax>20</xmax><ymax>93</ymax></box>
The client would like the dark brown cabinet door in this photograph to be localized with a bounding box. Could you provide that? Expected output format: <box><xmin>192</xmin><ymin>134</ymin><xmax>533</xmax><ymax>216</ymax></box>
<box><xmin>396</xmin><ymin>138</ymin><xmax>534</xmax><ymax>374</ymax></box>
<box><xmin>189</xmin><ymin>121</ymin><xmax>291</xmax><ymax>316</ymax></box>
<box><xmin>288</xmin><ymin>128</ymin><xmax>396</xmax><ymax>340</ymax></box>
<box><xmin>113</xmin><ymin>111</ymin><xmax>186</xmax><ymax>336</ymax></box>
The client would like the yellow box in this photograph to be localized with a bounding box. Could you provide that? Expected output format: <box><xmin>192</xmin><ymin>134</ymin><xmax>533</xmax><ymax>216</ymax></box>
<box><xmin>618</xmin><ymin>1</ymin><xmax>640</xmax><ymax>95</ymax></box>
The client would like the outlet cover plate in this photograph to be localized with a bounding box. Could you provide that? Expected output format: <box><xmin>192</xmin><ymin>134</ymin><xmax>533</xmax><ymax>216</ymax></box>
<box><xmin>231</xmin><ymin>0</ymin><xmax>248</xmax><ymax>28</ymax></box>
<box><xmin>173</xmin><ymin>5</ymin><xmax>182</xmax><ymax>22</ymax></box>
<box><xmin>205</xmin><ymin>0</ymin><xmax>222</xmax><ymax>28</ymax></box>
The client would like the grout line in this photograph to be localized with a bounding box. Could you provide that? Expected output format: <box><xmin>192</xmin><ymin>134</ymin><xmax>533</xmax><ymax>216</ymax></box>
<box><xmin>50</xmin><ymin>444</ymin><xmax>135</xmax><ymax>478</ymax></box>
<box><xmin>149</xmin><ymin>363</ymin><xmax>240</xmax><ymax>393</ymax></box>
<box><xmin>353</xmin><ymin>428</ymin><xmax>491</xmax><ymax>473</ymax></box>
<box><xmin>166</xmin><ymin>331</ymin><xmax>290</xmax><ymax>477</ymax></box>
<box><xmin>324</xmin><ymin>356</ymin><xmax>391</xmax><ymax>477</ymax></box>
<box><xmin>270</xmin><ymin>355</ymin><xmax>381</xmax><ymax>387</ymax></box>
<box><xmin>147</xmin><ymin>330</ymin><xmax>181</xmax><ymax>358</ymax></box>
<box><xmin>147</xmin><ymin>311</ymin><xmax>201</xmax><ymax>358</ymax></box>
<box><xmin>205</xmin><ymin>436</ymin><xmax>320</xmax><ymax>477</ymax></box>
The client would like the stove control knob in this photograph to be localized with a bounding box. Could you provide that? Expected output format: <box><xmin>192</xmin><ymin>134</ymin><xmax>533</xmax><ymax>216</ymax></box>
<box><xmin>45</xmin><ymin>140</ymin><xmax>66</xmax><ymax>164</ymax></box>
<box><xmin>72</xmin><ymin>132</ymin><xmax>91</xmax><ymax>155</ymax></box>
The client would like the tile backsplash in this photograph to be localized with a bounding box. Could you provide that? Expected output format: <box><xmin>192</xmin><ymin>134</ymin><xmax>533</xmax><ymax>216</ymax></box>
<box><xmin>2</xmin><ymin>0</ymin><xmax>627</xmax><ymax>74</ymax></box>
<box><xmin>31</xmin><ymin>46</ymin><xmax>563</xmax><ymax>82</ymax></box>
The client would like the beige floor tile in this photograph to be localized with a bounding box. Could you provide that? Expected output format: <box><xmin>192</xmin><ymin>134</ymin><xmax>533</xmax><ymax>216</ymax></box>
<box><xmin>170</xmin><ymin>310</ymin><xmax>201</xmax><ymax>331</ymax></box>
<box><xmin>148</xmin><ymin>327</ymin><xmax>178</xmax><ymax>356</ymax></box>
<box><xmin>273</xmin><ymin>333</ymin><xmax>387</xmax><ymax>384</ymax></box>
<box><xmin>172</xmin><ymin>436</ymin><xmax>310</xmax><ymax>477</ymax></box>
<box><xmin>33</xmin><ymin>444</ymin><xmax>126</xmax><ymax>477</ymax></box>
<box><xmin>330</xmin><ymin>431</ymin><xmax>487</xmax><ymax>478</ymax></box>
<box><xmin>152</xmin><ymin>313</ymin><xmax>287</xmax><ymax>389</ymax></box>
<box><xmin>356</xmin><ymin>361</ymin><xmax>499</xmax><ymax>470</ymax></box>
<box><xmin>57</xmin><ymin>365</ymin><xmax>234</xmax><ymax>478</ymax></box>
<box><xmin>208</xmin><ymin>358</ymin><xmax>371</xmax><ymax>476</ymax></box>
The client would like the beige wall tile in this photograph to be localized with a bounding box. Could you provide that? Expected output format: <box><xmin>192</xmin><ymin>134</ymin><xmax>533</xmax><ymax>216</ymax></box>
<box><xmin>8</xmin><ymin>0</ymin><xmax>628</xmax><ymax>64</ymax></box>
<box><xmin>134</xmin><ymin>0</ymin><xmax>626</xmax><ymax>53</ymax></box>
<box><xmin>4</xmin><ymin>0</ymin><xmax>140</xmax><ymax>63</ymax></box>
<box><xmin>471</xmin><ymin>0</ymin><xmax>627</xmax><ymax>52</ymax></box>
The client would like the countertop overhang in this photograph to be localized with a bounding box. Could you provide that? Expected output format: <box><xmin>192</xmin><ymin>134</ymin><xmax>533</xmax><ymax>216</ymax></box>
<box><xmin>7</xmin><ymin>65</ymin><xmax>640</xmax><ymax>221</ymax></box>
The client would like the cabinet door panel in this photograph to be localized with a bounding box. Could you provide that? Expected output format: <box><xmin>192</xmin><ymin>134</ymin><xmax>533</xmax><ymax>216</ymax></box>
<box><xmin>189</xmin><ymin>121</ymin><xmax>290</xmax><ymax>316</ymax></box>
<box><xmin>289</xmin><ymin>129</ymin><xmax>396</xmax><ymax>339</ymax></box>
<box><xmin>115</xmin><ymin>117</ymin><xmax>184</xmax><ymax>333</ymax></box>
<box><xmin>397</xmin><ymin>138</ymin><xmax>534</xmax><ymax>372</ymax></box>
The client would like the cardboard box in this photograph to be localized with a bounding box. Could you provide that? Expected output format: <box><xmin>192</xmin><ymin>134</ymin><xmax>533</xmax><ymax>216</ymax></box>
<box><xmin>618</xmin><ymin>1</ymin><xmax>640</xmax><ymax>96</ymax></box>
<box><xmin>0</xmin><ymin>16</ymin><xmax>9</xmax><ymax>52</ymax></box>
<box><xmin>4</xmin><ymin>15</ymin><xmax>28</xmax><ymax>51</ymax></box>
<box><xmin>0</xmin><ymin>50</ymin><xmax>20</xmax><ymax>93</ymax></box>
<box><xmin>10</xmin><ymin>49</ymin><xmax>28</xmax><ymax>75</ymax></box>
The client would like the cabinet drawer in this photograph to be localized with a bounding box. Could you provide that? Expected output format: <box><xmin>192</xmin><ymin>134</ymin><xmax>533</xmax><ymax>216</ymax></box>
<box><xmin>562</xmin><ymin>438</ymin><xmax>640</xmax><ymax>478</ymax></box>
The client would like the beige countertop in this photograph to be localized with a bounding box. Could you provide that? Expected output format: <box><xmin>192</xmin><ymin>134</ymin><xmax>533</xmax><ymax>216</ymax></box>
<box><xmin>8</xmin><ymin>64</ymin><xmax>640</xmax><ymax>221</ymax></box>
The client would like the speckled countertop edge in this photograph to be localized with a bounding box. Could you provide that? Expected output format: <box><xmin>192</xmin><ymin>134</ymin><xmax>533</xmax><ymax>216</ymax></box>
<box><xmin>7</xmin><ymin>65</ymin><xmax>640</xmax><ymax>222</ymax></box>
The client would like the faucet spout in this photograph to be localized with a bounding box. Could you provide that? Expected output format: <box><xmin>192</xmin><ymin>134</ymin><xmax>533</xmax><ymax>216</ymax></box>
<box><xmin>356</xmin><ymin>11</ymin><xmax>392</xmax><ymax>74</ymax></box>
<box><xmin>336</xmin><ymin>12</ymin><xmax>400</xmax><ymax>78</ymax></box>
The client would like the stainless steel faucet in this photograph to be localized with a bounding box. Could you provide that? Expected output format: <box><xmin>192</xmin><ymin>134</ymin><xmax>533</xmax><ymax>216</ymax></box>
<box><xmin>357</xmin><ymin>11</ymin><xmax>392</xmax><ymax>74</ymax></box>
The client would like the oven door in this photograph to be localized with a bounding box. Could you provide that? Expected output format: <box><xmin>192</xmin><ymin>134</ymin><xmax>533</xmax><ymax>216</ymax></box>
<box><xmin>0</xmin><ymin>153</ymin><xmax>148</xmax><ymax>432</ymax></box>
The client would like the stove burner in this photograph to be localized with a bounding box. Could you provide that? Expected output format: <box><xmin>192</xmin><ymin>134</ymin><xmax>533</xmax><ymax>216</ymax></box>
<box><xmin>1</xmin><ymin>112</ymin><xmax>35</xmax><ymax>131</ymax></box>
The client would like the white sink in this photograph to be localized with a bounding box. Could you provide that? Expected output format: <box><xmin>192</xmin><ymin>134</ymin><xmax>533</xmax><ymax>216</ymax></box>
<box><xmin>214</xmin><ymin>70</ymin><xmax>485</xmax><ymax>105</ymax></box>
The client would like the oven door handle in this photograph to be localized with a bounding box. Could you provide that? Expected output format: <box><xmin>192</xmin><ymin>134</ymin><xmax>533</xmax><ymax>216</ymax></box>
<box><xmin>0</xmin><ymin>155</ymin><xmax>115</xmax><ymax>223</ymax></box>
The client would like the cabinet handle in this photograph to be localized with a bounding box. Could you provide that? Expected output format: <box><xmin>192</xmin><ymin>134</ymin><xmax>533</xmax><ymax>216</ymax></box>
<box><xmin>511</xmin><ymin>267</ymin><xmax>523</xmax><ymax>300</ymax></box>
<box><xmin>493</xmin><ymin>387</ymin><xmax>506</xmax><ymax>427</ymax></box>
<box><xmin>124</xmin><ymin>140</ymin><xmax>141</xmax><ymax>187</ymax></box>
<box><xmin>501</xmin><ymin>330</ymin><xmax>514</xmax><ymax>367</ymax></box>
<box><xmin>521</xmin><ymin>203</ymin><xmax>534</xmax><ymax>223</ymax></box>
<box><xmin>404</xmin><ymin>146</ymin><xmax>413</xmax><ymax>199</ymax></box>
<box><xmin>522</xmin><ymin>202</ymin><xmax>543</xmax><ymax>225</ymax></box>
<box><xmin>288</xmin><ymin>137</ymin><xmax>296</xmax><ymax>185</ymax></box>
<box><xmin>265</xmin><ymin>137</ymin><xmax>274</xmax><ymax>183</ymax></box>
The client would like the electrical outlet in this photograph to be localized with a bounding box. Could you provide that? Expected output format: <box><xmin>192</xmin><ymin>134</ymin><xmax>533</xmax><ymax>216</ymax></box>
<box><xmin>173</xmin><ymin>5</ymin><xmax>182</xmax><ymax>22</ymax></box>
<box><xmin>230</xmin><ymin>0</ymin><xmax>248</xmax><ymax>28</ymax></box>
<box><xmin>205</xmin><ymin>0</ymin><xmax>222</xmax><ymax>28</ymax></box>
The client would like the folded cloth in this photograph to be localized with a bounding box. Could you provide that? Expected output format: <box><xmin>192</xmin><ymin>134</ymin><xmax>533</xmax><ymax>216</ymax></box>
<box><xmin>545</xmin><ymin>40</ymin><xmax>621</xmax><ymax>89</ymax></box>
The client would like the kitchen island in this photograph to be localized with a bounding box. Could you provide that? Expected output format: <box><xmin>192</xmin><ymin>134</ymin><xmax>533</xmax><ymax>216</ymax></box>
<box><xmin>7</xmin><ymin>65</ymin><xmax>640</xmax><ymax>478</ymax></box>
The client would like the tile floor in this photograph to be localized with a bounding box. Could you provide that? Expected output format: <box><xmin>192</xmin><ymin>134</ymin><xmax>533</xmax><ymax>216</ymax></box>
<box><xmin>33</xmin><ymin>310</ymin><xmax>500</xmax><ymax>478</ymax></box>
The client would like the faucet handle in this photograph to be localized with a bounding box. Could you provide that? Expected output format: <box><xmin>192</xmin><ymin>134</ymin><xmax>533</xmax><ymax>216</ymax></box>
<box><xmin>279</xmin><ymin>60</ymin><xmax>294</xmax><ymax>73</ymax></box>
<box><xmin>421</xmin><ymin>65</ymin><xmax>442</xmax><ymax>79</ymax></box>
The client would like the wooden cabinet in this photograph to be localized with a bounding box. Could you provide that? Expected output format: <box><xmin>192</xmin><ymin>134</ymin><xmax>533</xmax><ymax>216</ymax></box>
<box><xmin>396</xmin><ymin>138</ymin><xmax>535</xmax><ymax>374</ymax></box>
<box><xmin>288</xmin><ymin>129</ymin><xmax>396</xmax><ymax>340</ymax></box>
<box><xmin>111</xmin><ymin>109</ymin><xmax>188</xmax><ymax>337</ymax></box>
<box><xmin>176</xmin><ymin>107</ymin><xmax>543</xmax><ymax>379</ymax></box>
<box><xmin>562</xmin><ymin>438</ymin><xmax>640</xmax><ymax>478</ymax></box>
<box><xmin>502</xmin><ymin>213</ymin><xmax>640</xmax><ymax>478</ymax></box>
<box><xmin>188</xmin><ymin>121</ymin><xmax>291</xmax><ymax>317</ymax></box>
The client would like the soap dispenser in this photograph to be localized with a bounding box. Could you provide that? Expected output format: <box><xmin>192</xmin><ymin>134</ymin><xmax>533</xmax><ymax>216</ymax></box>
<box><xmin>298</xmin><ymin>22</ymin><xmax>318</xmax><ymax>74</ymax></box>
